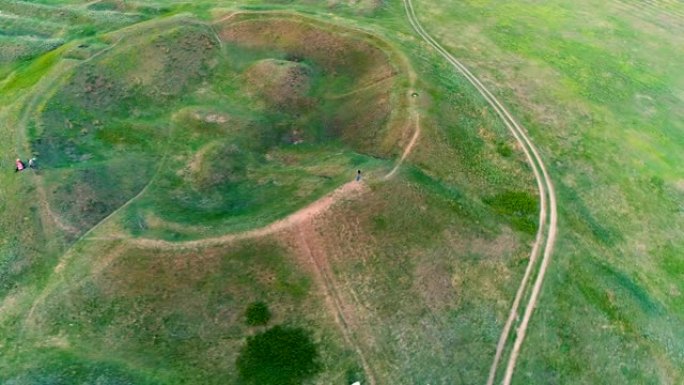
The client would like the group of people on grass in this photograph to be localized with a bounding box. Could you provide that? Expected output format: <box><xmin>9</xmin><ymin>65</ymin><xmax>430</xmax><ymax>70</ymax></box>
<box><xmin>15</xmin><ymin>157</ymin><xmax>36</xmax><ymax>172</ymax></box>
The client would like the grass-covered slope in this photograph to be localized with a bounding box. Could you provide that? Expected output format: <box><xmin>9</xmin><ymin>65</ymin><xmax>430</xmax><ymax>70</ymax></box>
<box><xmin>22</xmin><ymin>12</ymin><xmax>408</xmax><ymax>240</ymax></box>
<box><xmin>412</xmin><ymin>0</ymin><xmax>684</xmax><ymax>383</ymax></box>
<box><xmin>2</xmin><ymin>4</ymin><xmax>533</xmax><ymax>383</ymax></box>
<box><xmin>0</xmin><ymin>0</ymin><xmax>147</xmax><ymax>71</ymax></box>
<box><xmin>18</xmin><ymin>238</ymin><xmax>361</xmax><ymax>385</ymax></box>
<box><xmin>6</xmin><ymin>0</ymin><xmax>676</xmax><ymax>384</ymax></box>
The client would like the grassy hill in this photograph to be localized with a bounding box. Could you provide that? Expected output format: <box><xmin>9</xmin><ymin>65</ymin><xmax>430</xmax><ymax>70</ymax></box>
<box><xmin>1</xmin><ymin>0</ymin><xmax>681</xmax><ymax>384</ymax></box>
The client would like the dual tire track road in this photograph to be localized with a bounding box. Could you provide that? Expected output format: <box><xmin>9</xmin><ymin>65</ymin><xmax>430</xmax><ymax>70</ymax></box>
<box><xmin>402</xmin><ymin>1</ymin><xmax>558</xmax><ymax>384</ymax></box>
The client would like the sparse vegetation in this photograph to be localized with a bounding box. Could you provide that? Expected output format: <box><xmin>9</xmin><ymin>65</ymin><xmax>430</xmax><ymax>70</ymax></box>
<box><xmin>1</xmin><ymin>0</ymin><xmax>682</xmax><ymax>384</ymax></box>
<box><xmin>0</xmin><ymin>35</ymin><xmax>64</xmax><ymax>63</ymax></box>
<box><xmin>412</xmin><ymin>0</ymin><xmax>684</xmax><ymax>383</ymax></box>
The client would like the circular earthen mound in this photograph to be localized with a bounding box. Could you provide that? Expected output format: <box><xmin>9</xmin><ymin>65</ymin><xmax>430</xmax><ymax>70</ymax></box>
<box><xmin>219</xmin><ymin>16</ymin><xmax>404</xmax><ymax>156</ymax></box>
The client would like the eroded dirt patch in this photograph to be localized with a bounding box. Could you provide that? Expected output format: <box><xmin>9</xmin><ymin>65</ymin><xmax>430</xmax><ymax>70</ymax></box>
<box><xmin>218</xmin><ymin>16</ymin><xmax>395</xmax><ymax>86</ymax></box>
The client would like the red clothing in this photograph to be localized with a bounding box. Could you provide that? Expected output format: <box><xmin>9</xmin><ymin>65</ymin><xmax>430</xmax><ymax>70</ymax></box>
<box><xmin>16</xmin><ymin>160</ymin><xmax>25</xmax><ymax>171</ymax></box>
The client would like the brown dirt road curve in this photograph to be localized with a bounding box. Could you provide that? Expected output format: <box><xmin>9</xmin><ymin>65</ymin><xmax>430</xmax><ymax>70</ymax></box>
<box><xmin>401</xmin><ymin>1</ymin><xmax>558</xmax><ymax>384</ymax></box>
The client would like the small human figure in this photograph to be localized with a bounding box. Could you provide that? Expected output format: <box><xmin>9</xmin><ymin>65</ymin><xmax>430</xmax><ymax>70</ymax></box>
<box><xmin>356</xmin><ymin>169</ymin><xmax>362</xmax><ymax>182</ymax></box>
<box><xmin>15</xmin><ymin>158</ymin><xmax>26</xmax><ymax>173</ymax></box>
<box><xmin>28</xmin><ymin>157</ymin><xmax>36</xmax><ymax>169</ymax></box>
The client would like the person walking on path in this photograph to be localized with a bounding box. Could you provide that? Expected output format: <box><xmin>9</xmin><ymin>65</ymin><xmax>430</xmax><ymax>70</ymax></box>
<box><xmin>15</xmin><ymin>158</ymin><xmax>26</xmax><ymax>172</ymax></box>
<box><xmin>356</xmin><ymin>169</ymin><xmax>362</xmax><ymax>182</ymax></box>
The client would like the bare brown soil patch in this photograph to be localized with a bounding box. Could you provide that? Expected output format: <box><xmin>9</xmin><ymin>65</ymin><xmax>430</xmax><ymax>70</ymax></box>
<box><xmin>218</xmin><ymin>17</ymin><xmax>395</xmax><ymax>84</ymax></box>
<box><xmin>244</xmin><ymin>59</ymin><xmax>313</xmax><ymax>109</ymax></box>
<box><xmin>215</xmin><ymin>13</ymin><xmax>413</xmax><ymax>157</ymax></box>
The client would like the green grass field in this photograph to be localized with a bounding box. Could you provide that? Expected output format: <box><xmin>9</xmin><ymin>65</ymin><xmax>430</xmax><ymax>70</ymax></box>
<box><xmin>411</xmin><ymin>0</ymin><xmax>684</xmax><ymax>383</ymax></box>
<box><xmin>0</xmin><ymin>0</ymin><xmax>682</xmax><ymax>384</ymax></box>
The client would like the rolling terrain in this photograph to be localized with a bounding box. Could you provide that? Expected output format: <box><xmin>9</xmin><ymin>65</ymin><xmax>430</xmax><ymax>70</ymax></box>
<box><xmin>1</xmin><ymin>0</ymin><xmax>682</xmax><ymax>384</ymax></box>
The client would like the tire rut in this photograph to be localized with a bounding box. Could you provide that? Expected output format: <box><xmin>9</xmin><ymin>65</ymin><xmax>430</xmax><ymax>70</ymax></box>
<box><xmin>293</xmin><ymin>222</ymin><xmax>377</xmax><ymax>385</ymax></box>
<box><xmin>402</xmin><ymin>1</ymin><xmax>558</xmax><ymax>384</ymax></box>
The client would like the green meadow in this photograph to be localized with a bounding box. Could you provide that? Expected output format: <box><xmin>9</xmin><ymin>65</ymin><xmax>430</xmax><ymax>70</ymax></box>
<box><xmin>413</xmin><ymin>0</ymin><xmax>684</xmax><ymax>383</ymax></box>
<box><xmin>0</xmin><ymin>0</ymin><xmax>681</xmax><ymax>384</ymax></box>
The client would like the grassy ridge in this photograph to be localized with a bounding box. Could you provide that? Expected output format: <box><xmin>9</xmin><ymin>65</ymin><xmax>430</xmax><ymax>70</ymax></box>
<box><xmin>19</xmin><ymin>240</ymin><xmax>331</xmax><ymax>384</ymax></box>
<box><xmin>0</xmin><ymin>0</ymin><xmax>149</xmax><ymax>66</ymax></box>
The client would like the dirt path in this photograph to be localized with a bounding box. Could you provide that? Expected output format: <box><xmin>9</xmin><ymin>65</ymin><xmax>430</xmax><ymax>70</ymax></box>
<box><xmin>402</xmin><ymin>1</ymin><xmax>558</xmax><ymax>384</ymax></box>
<box><xmin>385</xmin><ymin>111</ymin><xmax>420</xmax><ymax>180</ymax></box>
<box><xmin>96</xmin><ymin>180</ymin><xmax>369</xmax><ymax>250</ymax></box>
<box><xmin>326</xmin><ymin>75</ymin><xmax>396</xmax><ymax>100</ymax></box>
<box><xmin>90</xmin><ymin>95</ymin><xmax>419</xmax><ymax>254</ymax></box>
<box><xmin>34</xmin><ymin>174</ymin><xmax>80</xmax><ymax>235</ymax></box>
<box><xmin>293</xmin><ymin>221</ymin><xmax>377</xmax><ymax>385</ymax></box>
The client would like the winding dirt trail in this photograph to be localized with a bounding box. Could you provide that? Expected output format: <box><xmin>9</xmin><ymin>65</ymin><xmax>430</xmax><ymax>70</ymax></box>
<box><xmin>294</xmin><ymin>221</ymin><xmax>378</xmax><ymax>385</ymax></box>
<box><xmin>84</xmin><ymin>102</ymin><xmax>419</xmax><ymax>385</ymax></box>
<box><xmin>385</xmin><ymin>111</ymin><xmax>420</xmax><ymax>180</ymax></box>
<box><xmin>402</xmin><ymin>1</ymin><xmax>558</xmax><ymax>384</ymax></box>
<box><xmin>94</xmin><ymin>180</ymin><xmax>369</xmax><ymax>249</ymax></box>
